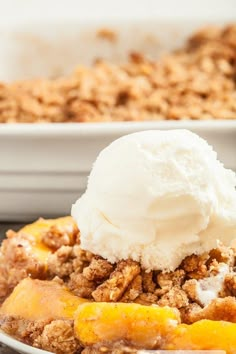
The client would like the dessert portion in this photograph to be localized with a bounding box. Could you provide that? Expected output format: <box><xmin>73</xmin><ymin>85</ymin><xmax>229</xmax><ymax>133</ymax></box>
<box><xmin>72</xmin><ymin>130</ymin><xmax>236</xmax><ymax>271</ymax></box>
<box><xmin>1</xmin><ymin>130</ymin><xmax>236</xmax><ymax>354</ymax></box>
<box><xmin>0</xmin><ymin>24</ymin><xmax>236</xmax><ymax>123</ymax></box>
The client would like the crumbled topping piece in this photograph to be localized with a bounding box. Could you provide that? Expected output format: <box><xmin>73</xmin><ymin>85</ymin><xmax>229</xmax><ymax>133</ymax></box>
<box><xmin>83</xmin><ymin>256</ymin><xmax>114</xmax><ymax>281</ymax></box>
<box><xmin>68</xmin><ymin>272</ymin><xmax>96</xmax><ymax>298</ymax></box>
<box><xmin>121</xmin><ymin>275</ymin><xmax>143</xmax><ymax>302</ymax></box>
<box><xmin>0</xmin><ymin>231</ymin><xmax>46</xmax><ymax>303</ymax></box>
<box><xmin>157</xmin><ymin>269</ymin><xmax>185</xmax><ymax>290</ymax></box>
<box><xmin>41</xmin><ymin>224</ymin><xmax>79</xmax><ymax>250</ymax></box>
<box><xmin>158</xmin><ymin>287</ymin><xmax>189</xmax><ymax>309</ymax></box>
<box><xmin>135</xmin><ymin>292</ymin><xmax>158</xmax><ymax>305</ymax></box>
<box><xmin>0</xmin><ymin>315</ymin><xmax>50</xmax><ymax>345</ymax></box>
<box><xmin>0</xmin><ymin>316</ymin><xmax>81</xmax><ymax>354</ymax></box>
<box><xmin>34</xmin><ymin>320</ymin><xmax>81</xmax><ymax>354</ymax></box>
<box><xmin>180</xmin><ymin>302</ymin><xmax>202</xmax><ymax>324</ymax></box>
<box><xmin>142</xmin><ymin>271</ymin><xmax>156</xmax><ymax>293</ymax></box>
<box><xmin>47</xmin><ymin>244</ymin><xmax>93</xmax><ymax>279</ymax></box>
<box><xmin>209</xmin><ymin>244</ymin><xmax>235</xmax><ymax>266</ymax></box>
<box><xmin>184</xmin><ymin>297</ymin><xmax>236</xmax><ymax>323</ymax></box>
<box><xmin>180</xmin><ymin>253</ymin><xmax>209</xmax><ymax>279</ymax></box>
<box><xmin>224</xmin><ymin>273</ymin><xmax>236</xmax><ymax>296</ymax></box>
<box><xmin>48</xmin><ymin>246</ymin><xmax>74</xmax><ymax>278</ymax></box>
<box><xmin>92</xmin><ymin>260</ymin><xmax>141</xmax><ymax>302</ymax></box>
<box><xmin>72</xmin><ymin>245</ymin><xmax>93</xmax><ymax>273</ymax></box>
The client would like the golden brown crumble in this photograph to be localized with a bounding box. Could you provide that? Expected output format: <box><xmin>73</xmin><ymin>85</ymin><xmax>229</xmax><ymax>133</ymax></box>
<box><xmin>42</xmin><ymin>224</ymin><xmax>78</xmax><ymax>250</ymax></box>
<box><xmin>1</xmin><ymin>220</ymin><xmax>236</xmax><ymax>311</ymax></box>
<box><xmin>157</xmin><ymin>269</ymin><xmax>185</xmax><ymax>289</ymax></box>
<box><xmin>33</xmin><ymin>320</ymin><xmax>81</xmax><ymax>354</ymax></box>
<box><xmin>0</xmin><ymin>230</ymin><xmax>46</xmax><ymax>302</ymax></box>
<box><xmin>180</xmin><ymin>253</ymin><xmax>210</xmax><ymax>279</ymax></box>
<box><xmin>183</xmin><ymin>297</ymin><xmax>236</xmax><ymax>324</ymax></box>
<box><xmin>0</xmin><ymin>24</ymin><xmax>236</xmax><ymax>123</ymax></box>
<box><xmin>142</xmin><ymin>270</ymin><xmax>156</xmax><ymax>293</ymax></box>
<box><xmin>92</xmin><ymin>260</ymin><xmax>140</xmax><ymax>302</ymax></box>
<box><xmin>83</xmin><ymin>256</ymin><xmax>114</xmax><ymax>281</ymax></box>
<box><xmin>135</xmin><ymin>292</ymin><xmax>158</xmax><ymax>306</ymax></box>
<box><xmin>0</xmin><ymin>315</ymin><xmax>51</xmax><ymax>345</ymax></box>
<box><xmin>0</xmin><ymin>316</ymin><xmax>81</xmax><ymax>354</ymax></box>
<box><xmin>48</xmin><ymin>246</ymin><xmax>75</xmax><ymax>278</ymax></box>
<box><xmin>69</xmin><ymin>272</ymin><xmax>96</xmax><ymax>298</ymax></box>
<box><xmin>47</xmin><ymin>245</ymin><xmax>93</xmax><ymax>279</ymax></box>
<box><xmin>157</xmin><ymin>286</ymin><xmax>189</xmax><ymax>309</ymax></box>
<box><xmin>120</xmin><ymin>275</ymin><xmax>143</xmax><ymax>302</ymax></box>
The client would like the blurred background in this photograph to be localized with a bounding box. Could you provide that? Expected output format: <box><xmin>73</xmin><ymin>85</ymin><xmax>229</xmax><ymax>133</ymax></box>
<box><xmin>0</xmin><ymin>0</ymin><xmax>235</xmax><ymax>81</ymax></box>
<box><xmin>1</xmin><ymin>0</ymin><xmax>235</xmax><ymax>23</ymax></box>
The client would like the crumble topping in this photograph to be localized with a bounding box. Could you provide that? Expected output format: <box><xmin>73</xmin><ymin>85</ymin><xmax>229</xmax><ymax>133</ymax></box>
<box><xmin>0</xmin><ymin>315</ymin><xmax>81</xmax><ymax>354</ymax></box>
<box><xmin>157</xmin><ymin>286</ymin><xmax>189</xmax><ymax>309</ymax></box>
<box><xmin>182</xmin><ymin>297</ymin><xmax>236</xmax><ymax>324</ymax></box>
<box><xmin>42</xmin><ymin>223</ymin><xmax>78</xmax><ymax>250</ymax></box>
<box><xmin>0</xmin><ymin>230</ymin><xmax>46</xmax><ymax>302</ymax></box>
<box><xmin>0</xmin><ymin>24</ymin><xmax>236</xmax><ymax>123</ymax></box>
<box><xmin>33</xmin><ymin>320</ymin><xmax>81</xmax><ymax>354</ymax></box>
<box><xmin>83</xmin><ymin>256</ymin><xmax>114</xmax><ymax>281</ymax></box>
<box><xmin>92</xmin><ymin>260</ymin><xmax>140</xmax><ymax>302</ymax></box>
<box><xmin>1</xmin><ymin>220</ymin><xmax>236</xmax><ymax>312</ymax></box>
<box><xmin>224</xmin><ymin>273</ymin><xmax>236</xmax><ymax>296</ymax></box>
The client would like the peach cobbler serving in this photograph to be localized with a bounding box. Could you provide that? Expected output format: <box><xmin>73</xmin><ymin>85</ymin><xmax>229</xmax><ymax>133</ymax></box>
<box><xmin>1</xmin><ymin>130</ymin><xmax>236</xmax><ymax>353</ymax></box>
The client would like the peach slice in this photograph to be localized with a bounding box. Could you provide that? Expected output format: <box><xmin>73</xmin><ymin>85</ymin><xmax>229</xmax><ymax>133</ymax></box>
<box><xmin>0</xmin><ymin>278</ymin><xmax>87</xmax><ymax>320</ymax></box>
<box><xmin>166</xmin><ymin>320</ymin><xmax>236</xmax><ymax>354</ymax></box>
<box><xmin>74</xmin><ymin>302</ymin><xmax>180</xmax><ymax>349</ymax></box>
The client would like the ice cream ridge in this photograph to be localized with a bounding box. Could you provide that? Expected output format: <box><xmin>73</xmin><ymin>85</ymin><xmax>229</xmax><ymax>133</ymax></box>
<box><xmin>72</xmin><ymin>130</ymin><xmax>236</xmax><ymax>271</ymax></box>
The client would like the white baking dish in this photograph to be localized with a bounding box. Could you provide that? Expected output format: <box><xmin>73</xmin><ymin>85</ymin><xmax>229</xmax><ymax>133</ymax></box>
<box><xmin>0</xmin><ymin>1</ymin><xmax>235</xmax><ymax>221</ymax></box>
<box><xmin>1</xmin><ymin>121</ymin><xmax>236</xmax><ymax>221</ymax></box>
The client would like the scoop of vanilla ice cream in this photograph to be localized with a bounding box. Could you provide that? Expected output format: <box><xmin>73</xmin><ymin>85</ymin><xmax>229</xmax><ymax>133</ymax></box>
<box><xmin>72</xmin><ymin>130</ymin><xmax>236</xmax><ymax>271</ymax></box>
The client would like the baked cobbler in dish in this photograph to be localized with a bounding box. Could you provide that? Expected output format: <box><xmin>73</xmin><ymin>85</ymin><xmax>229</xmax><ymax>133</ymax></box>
<box><xmin>0</xmin><ymin>24</ymin><xmax>236</xmax><ymax>123</ymax></box>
